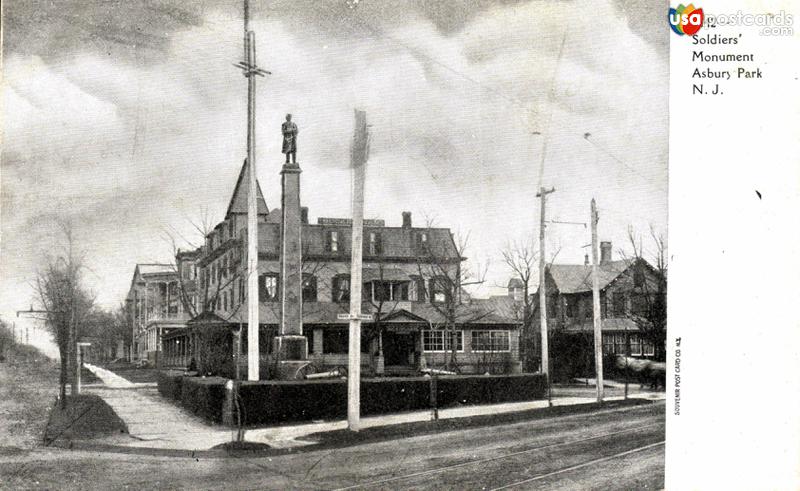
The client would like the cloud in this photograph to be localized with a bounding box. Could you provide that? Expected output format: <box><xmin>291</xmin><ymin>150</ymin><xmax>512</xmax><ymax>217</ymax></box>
<box><xmin>1</xmin><ymin>0</ymin><xmax>668</xmax><ymax>347</ymax></box>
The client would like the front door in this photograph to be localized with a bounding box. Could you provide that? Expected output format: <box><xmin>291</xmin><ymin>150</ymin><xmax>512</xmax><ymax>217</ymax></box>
<box><xmin>384</xmin><ymin>331</ymin><xmax>416</xmax><ymax>366</ymax></box>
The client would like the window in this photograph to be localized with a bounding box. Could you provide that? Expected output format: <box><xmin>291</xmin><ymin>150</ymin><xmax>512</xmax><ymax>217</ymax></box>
<box><xmin>258</xmin><ymin>273</ymin><xmax>279</xmax><ymax>302</ymax></box>
<box><xmin>471</xmin><ymin>331</ymin><xmax>510</xmax><ymax>352</ymax></box>
<box><xmin>631</xmin><ymin>294</ymin><xmax>649</xmax><ymax>316</ymax></box>
<box><xmin>643</xmin><ymin>340</ymin><xmax>655</xmax><ymax>356</ymax></box>
<box><xmin>239</xmin><ymin>277</ymin><xmax>245</xmax><ymax>302</ymax></box>
<box><xmin>415</xmin><ymin>232</ymin><xmax>428</xmax><ymax>253</ymax></box>
<box><xmin>430</xmin><ymin>277</ymin><xmax>449</xmax><ymax>304</ymax></box>
<box><xmin>629</xmin><ymin>334</ymin><xmax>642</xmax><ymax>356</ymax></box>
<box><xmin>366</xmin><ymin>281</ymin><xmax>391</xmax><ymax>302</ymax></box>
<box><xmin>409</xmin><ymin>276</ymin><xmax>426</xmax><ymax>302</ymax></box>
<box><xmin>222</xmin><ymin>256</ymin><xmax>228</xmax><ymax>279</ymax></box>
<box><xmin>612</xmin><ymin>292</ymin><xmax>626</xmax><ymax>317</ymax></box>
<box><xmin>365</xmin><ymin>281</ymin><xmax>410</xmax><ymax>302</ymax></box>
<box><xmin>332</xmin><ymin>275</ymin><xmax>350</xmax><ymax>303</ymax></box>
<box><xmin>322</xmin><ymin>329</ymin><xmax>370</xmax><ymax>354</ymax></box>
<box><xmin>368</xmin><ymin>231</ymin><xmax>382</xmax><ymax>255</ymax></box>
<box><xmin>326</xmin><ymin>230</ymin><xmax>339</xmax><ymax>252</ymax></box>
<box><xmin>223</xmin><ymin>291</ymin><xmax>228</xmax><ymax>311</ymax></box>
<box><xmin>603</xmin><ymin>334</ymin><xmax>615</xmax><ymax>355</ymax></box>
<box><xmin>565</xmin><ymin>297</ymin><xmax>578</xmax><ymax>319</ymax></box>
<box><xmin>302</xmin><ymin>274</ymin><xmax>317</xmax><ymax>302</ymax></box>
<box><xmin>422</xmin><ymin>330</ymin><xmax>463</xmax><ymax>352</ymax></box>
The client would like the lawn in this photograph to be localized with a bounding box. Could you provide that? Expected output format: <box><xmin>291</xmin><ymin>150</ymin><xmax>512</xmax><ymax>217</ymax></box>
<box><xmin>100</xmin><ymin>361</ymin><xmax>160</xmax><ymax>383</ymax></box>
<box><xmin>0</xmin><ymin>345</ymin><xmax>59</xmax><ymax>449</ymax></box>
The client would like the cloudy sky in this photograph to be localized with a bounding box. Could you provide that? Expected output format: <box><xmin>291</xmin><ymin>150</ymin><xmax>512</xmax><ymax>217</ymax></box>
<box><xmin>2</xmin><ymin>0</ymin><xmax>667</xmax><ymax>355</ymax></box>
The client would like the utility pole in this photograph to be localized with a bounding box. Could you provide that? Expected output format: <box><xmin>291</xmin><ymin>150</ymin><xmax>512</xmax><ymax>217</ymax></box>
<box><xmin>236</xmin><ymin>0</ymin><xmax>270</xmax><ymax>381</ymax></box>
<box><xmin>591</xmin><ymin>198</ymin><xmax>604</xmax><ymax>402</ymax></box>
<box><xmin>342</xmin><ymin>109</ymin><xmax>371</xmax><ymax>432</ymax></box>
<box><xmin>536</xmin><ymin>187</ymin><xmax>555</xmax><ymax>391</ymax></box>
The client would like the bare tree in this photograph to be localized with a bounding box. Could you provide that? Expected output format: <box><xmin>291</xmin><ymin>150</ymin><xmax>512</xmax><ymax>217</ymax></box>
<box><xmin>33</xmin><ymin>223</ymin><xmax>94</xmax><ymax>407</ymax></box>
<box><xmin>417</xmin><ymin>223</ymin><xmax>489</xmax><ymax>371</ymax></box>
<box><xmin>501</xmin><ymin>236</ymin><xmax>539</xmax><ymax>371</ymax></box>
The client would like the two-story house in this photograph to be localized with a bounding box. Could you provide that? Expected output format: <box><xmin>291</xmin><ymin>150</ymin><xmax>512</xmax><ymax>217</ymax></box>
<box><xmin>126</xmin><ymin>260</ymin><xmax>195</xmax><ymax>364</ymax></box>
<box><xmin>536</xmin><ymin>241</ymin><xmax>664</xmax><ymax>363</ymax></box>
<box><xmin>161</xmin><ymin>159</ymin><xmax>521</xmax><ymax>377</ymax></box>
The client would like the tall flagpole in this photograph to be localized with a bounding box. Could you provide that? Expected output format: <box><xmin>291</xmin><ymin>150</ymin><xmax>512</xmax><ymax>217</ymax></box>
<box><xmin>237</xmin><ymin>0</ymin><xmax>270</xmax><ymax>381</ymax></box>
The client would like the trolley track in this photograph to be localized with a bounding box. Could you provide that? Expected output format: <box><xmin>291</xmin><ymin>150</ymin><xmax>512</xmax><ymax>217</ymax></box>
<box><xmin>334</xmin><ymin>421</ymin><xmax>665</xmax><ymax>490</ymax></box>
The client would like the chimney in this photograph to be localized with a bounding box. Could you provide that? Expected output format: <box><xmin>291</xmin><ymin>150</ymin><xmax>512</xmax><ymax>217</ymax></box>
<box><xmin>584</xmin><ymin>254</ymin><xmax>589</xmax><ymax>266</ymax></box>
<box><xmin>402</xmin><ymin>211</ymin><xmax>412</xmax><ymax>228</ymax></box>
<box><xmin>600</xmin><ymin>241</ymin><xmax>612</xmax><ymax>264</ymax></box>
<box><xmin>300</xmin><ymin>206</ymin><xmax>308</xmax><ymax>224</ymax></box>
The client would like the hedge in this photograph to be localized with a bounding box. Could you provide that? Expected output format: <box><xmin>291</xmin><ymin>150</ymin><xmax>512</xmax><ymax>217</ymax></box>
<box><xmin>156</xmin><ymin>372</ymin><xmax>546</xmax><ymax>426</ymax></box>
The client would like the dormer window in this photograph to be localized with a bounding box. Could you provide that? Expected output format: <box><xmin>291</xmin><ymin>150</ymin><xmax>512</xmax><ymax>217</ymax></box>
<box><xmin>415</xmin><ymin>232</ymin><xmax>428</xmax><ymax>253</ymax></box>
<box><xmin>368</xmin><ymin>231</ymin><xmax>382</xmax><ymax>255</ymax></box>
<box><xmin>326</xmin><ymin>230</ymin><xmax>339</xmax><ymax>252</ymax></box>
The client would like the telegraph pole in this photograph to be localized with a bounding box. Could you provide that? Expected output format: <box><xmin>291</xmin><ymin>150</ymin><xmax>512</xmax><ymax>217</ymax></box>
<box><xmin>591</xmin><ymin>198</ymin><xmax>604</xmax><ymax>402</ymax></box>
<box><xmin>236</xmin><ymin>0</ymin><xmax>270</xmax><ymax>381</ymax></box>
<box><xmin>536</xmin><ymin>187</ymin><xmax>555</xmax><ymax>393</ymax></box>
<box><xmin>343</xmin><ymin>110</ymin><xmax>371</xmax><ymax>431</ymax></box>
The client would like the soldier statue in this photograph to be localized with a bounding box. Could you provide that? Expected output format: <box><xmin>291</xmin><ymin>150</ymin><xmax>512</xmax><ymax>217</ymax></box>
<box><xmin>281</xmin><ymin>113</ymin><xmax>298</xmax><ymax>164</ymax></box>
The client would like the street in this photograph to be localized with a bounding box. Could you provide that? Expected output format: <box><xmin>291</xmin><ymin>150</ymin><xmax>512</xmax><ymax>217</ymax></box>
<box><xmin>1</xmin><ymin>402</ymin><xmax>664</xmax><ymax>490</ymax></box>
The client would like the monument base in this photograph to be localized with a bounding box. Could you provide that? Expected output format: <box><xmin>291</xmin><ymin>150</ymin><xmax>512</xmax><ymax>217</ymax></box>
<box><xmin>273</xmin><ymin>335</ymin><xmax>309</xmax><ymax>380</ymax></box>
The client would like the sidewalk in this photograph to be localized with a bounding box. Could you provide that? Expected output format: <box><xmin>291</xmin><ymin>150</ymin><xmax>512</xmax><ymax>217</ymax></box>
<box><xmin>83</xmin><ymin>365</ymin><xmax>665</xmax><ymax>452</ymax></box>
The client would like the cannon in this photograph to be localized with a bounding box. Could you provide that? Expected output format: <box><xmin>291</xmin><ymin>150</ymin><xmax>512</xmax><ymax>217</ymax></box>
<box><xmin>302</xmin><ymin>365</ymin><xmax>348</xmax><ymax>380</ymax></box>
<box><xmin>614</xmin><ymin>355</ymin><xmax>666</xmax><ymax>390</ymax></box>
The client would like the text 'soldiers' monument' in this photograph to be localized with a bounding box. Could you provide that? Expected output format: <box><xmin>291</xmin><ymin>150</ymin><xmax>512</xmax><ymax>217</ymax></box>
<box><xmin>274</xmin><ymin>115</ymin><xmax>308</xmax><ymax>379</ymax></box>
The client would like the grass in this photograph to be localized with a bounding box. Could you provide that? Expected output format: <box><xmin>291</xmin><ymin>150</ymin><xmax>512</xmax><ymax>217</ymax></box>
<box><xmin>100</xmin><ymin>361</ymin><xmax>160</xmax><ymax>383</ymax></box>
<box><xmin>0</xmin><ymin>345</ymin><xmax>60</xmax><ymax>449</ymax></box>
<box><xmin>44</xmin><ymin>394</ymin><xmax>128</xmax><ymax>445</ymax></box>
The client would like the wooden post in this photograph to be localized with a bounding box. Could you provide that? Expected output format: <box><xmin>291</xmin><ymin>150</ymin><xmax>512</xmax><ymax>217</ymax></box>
<box><xmin>75</xmin><ymin>342</ymin><xmax>81</xmax><ymax>396</ymax></box>
<box><xmin>591</xmin><ymin>198</ymin><xmax>604</xmax><ymax>402</ymax></box>
<box><xmin>536</xmin><ymin>187</ymin><xmax>555</xmax><ymax>390</ymax></box>
<box><xmin>348</xmin><ymin>110</ymin><xmax>369</xmax><ymax>431</ymax></box>
<box><xmin>245</xmin><ymin>15</ymin><xmax>260</xmax><ymax>381</ymax></box>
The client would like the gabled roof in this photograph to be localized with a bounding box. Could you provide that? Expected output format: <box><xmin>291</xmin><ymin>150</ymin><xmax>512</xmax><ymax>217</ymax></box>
<box><xmin>225</xmin><ymin>159</ymin><xmax>269</xmax><ymax>218</ymax></box>
<box><xmin>548</xmin><ymin>259</ymin><xmax>633</xmax><ymax>294</ymax></box>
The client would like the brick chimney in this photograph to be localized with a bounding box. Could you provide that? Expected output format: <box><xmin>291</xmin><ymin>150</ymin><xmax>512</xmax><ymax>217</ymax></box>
<box><xmin>402</xmin><ymin>211</ymin><xmax>412</xmax><ymax>228</ymax></box>
<box><xmin>300</xmin><ymin>206</ymin><xmax>308</xmax><ymax>224</ymax></box>
<box><xmin>275</xmin><ymin>162</ymin><xmax>308</xmax><ymax>379</ymax></box>
<box><xmin>600</xmin><ymin>241</ymin><xmax>612</xmax><ymax>264</ymax></box>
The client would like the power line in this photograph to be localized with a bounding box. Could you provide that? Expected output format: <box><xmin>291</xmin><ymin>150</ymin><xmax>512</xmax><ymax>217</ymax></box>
<box><xmin>583</xmin><ymin>133</ymin><xmax>667</xmax><ymax>193</ymax></box>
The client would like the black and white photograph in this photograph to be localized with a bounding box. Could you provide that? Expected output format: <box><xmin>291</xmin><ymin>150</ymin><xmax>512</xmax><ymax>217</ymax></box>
<box><xmin>1</xmin><ymin>0</ymin><xmax>797</xmax><ymax>489</ymax></box>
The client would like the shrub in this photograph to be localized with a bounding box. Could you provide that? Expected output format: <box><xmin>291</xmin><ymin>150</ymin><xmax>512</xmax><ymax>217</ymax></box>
<box><xmin>157</xmin><ymin>373</ymin><xmax>546</xmax><ymax>426</ymax></box>
<box><xmin>180</xmin><ymin>376</ymin><xmax>227</xmax><ymax>423</ymax></box>
<box><xmin>156</xmin><ymin>371</ymin><xmax>183</xmax><ymax>400</ymax></box>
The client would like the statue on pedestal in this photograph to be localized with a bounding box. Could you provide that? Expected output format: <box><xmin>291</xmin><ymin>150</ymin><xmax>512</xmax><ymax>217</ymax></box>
<box><xmin>281</xmin><ymin>113</ymin><xmax>298</xmax><ymax>164</ymax></box>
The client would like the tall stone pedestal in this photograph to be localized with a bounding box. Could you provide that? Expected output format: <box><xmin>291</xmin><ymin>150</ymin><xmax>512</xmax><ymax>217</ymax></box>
<box><xmin>275</xmin><ymin>162</ymin><xmax>309</xmax><ymax>380</ymax></box>
<box><xmin>273</xmin><ymin>335</ymin><xmax>309</xmax><ymax>380</ymax></box>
